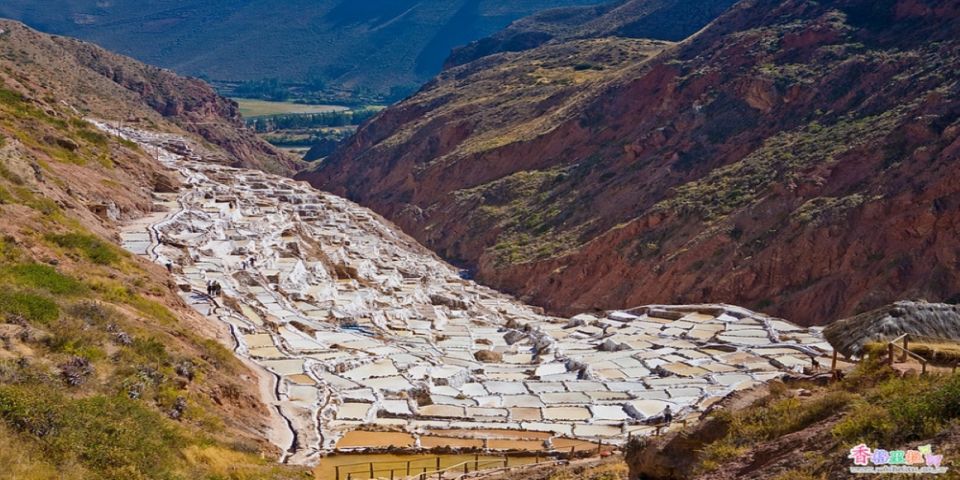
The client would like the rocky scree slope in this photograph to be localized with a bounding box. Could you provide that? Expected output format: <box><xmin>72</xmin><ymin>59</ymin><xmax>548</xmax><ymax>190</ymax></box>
<box><xmin>301</xmin><ymin>0</ymin><xmax>960</xmax><ymax>326</ymax></box>
<box><xmin>0</xmin><ymin>21</ymin><xmax>307</xmax><ymax>479</ymax></box>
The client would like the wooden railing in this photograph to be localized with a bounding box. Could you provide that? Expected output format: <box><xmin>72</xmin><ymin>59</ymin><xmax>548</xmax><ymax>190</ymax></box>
<box><xmin>332</xmin><ymin>438</ymin><xmax>614</xmax><ymax>480</ymax></box>
<box><xmin>334</xmin><ymin>455</ymin><xmax>546</xmax><ymax>480</ymax></box>
<box><xmin>415</xmin><ymin>457</ymin><xmax>511</xmax><ymax>480</ymax></box>
<box><xmin>886</xmin><ymin>333</ymin><xmax>929</xmax><ymax>375</ymax></box>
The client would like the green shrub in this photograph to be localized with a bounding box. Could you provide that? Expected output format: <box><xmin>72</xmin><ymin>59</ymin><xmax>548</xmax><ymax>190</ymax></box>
<box><xmin>2</xmin><ymin>264</ymin><xmax>86</xmax><ymax>295</ymax></box>
<box><xmin>0</xmin><ymin>290</ymin><xmax>59</xmax><ymax>324</ymax></box>
<box><xmin>0</xmin><ymin>235</ymin><xmax>21</xmax><ymax>262</ymax></box>
<box><xmin>0</xmin><ymin>384</ymin><xmax>181</xmax><ymax>479</ymax></box>
<box><xmin>66</xmin><ymin>301</ymin><xmax>115</xmax><ymax>325</ymax></box>
<box><xmin>0</xmin><ymin>87</ymin><xmax>25</xmax><ymax>106</ymax></box>
<box><xmin>833</xmin><ymin>373</ymin><xmax>960</xmax><ymax>445</ymax></box>
<box><xmin>772</xmin><ymin>471</ymin><xmax>825</xmax><ymax>480</ymax></box>
<box><xmin>128</xmin><ymin>295</ymin><xmax>177</xmax><ymax>324</ymax></box>
<box><xmin>735</xmin><ymin>391</ymin><xmax>854</xmax><ymax>441</ymax></box>
<box><xmin>74</xmin><ymin>128</ymin><xmax>108</xmax><ymax>146</ymax></box>
<box><xmin>46</xmin><ymin>233</ymin><xmax>120</xmax><ymax>265</ymax></box>
<box><xmin>43</xmin><ymin>316</ymin><xmax>107</xmax><ymax>361</ymax></box>
<box><xmin>832</xmin><ymin>402</ymin><xmax>896</xmax><ymax>444</ymax></box>
<box><xmin>697</xmin><ymin>437</ymin><xmax>748</xmax><ymax>473</ymax></box>
<box><xmin>132</xmin><ymin>337</ymin><xmax>169</xmax><ymax>365</ymax></box>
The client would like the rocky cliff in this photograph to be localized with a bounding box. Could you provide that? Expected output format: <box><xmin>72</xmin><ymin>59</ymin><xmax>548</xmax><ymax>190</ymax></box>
<box><xmin>300</xmin><ymin>0</ymin><xmax>960</xmax><ymax>326</ymax></box>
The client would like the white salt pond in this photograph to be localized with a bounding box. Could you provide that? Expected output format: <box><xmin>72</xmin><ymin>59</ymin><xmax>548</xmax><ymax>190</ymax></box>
<box><xmin>104</xmin><ymin>122</ymin><xmax>836</xmax><ymax>467</ymax></box>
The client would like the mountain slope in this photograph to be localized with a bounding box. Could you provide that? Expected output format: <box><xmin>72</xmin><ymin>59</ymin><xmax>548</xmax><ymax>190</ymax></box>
<box><xmin>300</xmin><ymin>0</ymin><xmax>960</xmax><ymax>326</ymax></box>
<box><xmin>445</xmin><ymin>0</ymin><xmax>738</xmax><ymax>68</ymax></box>
<box><xmin>1</xmin><ymin>20</ymin><xmax>297</xmax><ymax>175</ymax></box>
<box><xmin>0</xmin><ymin>20</ymin><xmax>306</xmax><ymax>478</ymax></box>
<box><xmin>0</xmin><ymin>0</ymin><xmax>609</xmax><ymax>97</ymax></box>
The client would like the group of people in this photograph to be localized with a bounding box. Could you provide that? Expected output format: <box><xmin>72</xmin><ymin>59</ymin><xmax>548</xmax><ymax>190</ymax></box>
<box><xmin>206</xmin><ymin>280</ymin><xmax>223</xmax><ymax>297</ymax></box>
<box><xmin>239</xmin><ymin>256</ymin><xmax>257</xmax><ymax>270</ymax></box>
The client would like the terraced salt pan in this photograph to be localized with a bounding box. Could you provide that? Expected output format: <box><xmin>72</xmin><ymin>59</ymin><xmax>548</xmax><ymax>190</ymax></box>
<box><xmin>105</xmin><ymin>123</ymin><xmax>835</xmax><ymax>466</ymax></box>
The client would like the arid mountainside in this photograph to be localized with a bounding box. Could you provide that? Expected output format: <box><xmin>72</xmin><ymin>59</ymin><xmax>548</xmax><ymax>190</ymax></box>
<box><xmin>0</xmin><ymin>20</ymin><xmax>297</xmax><ymax>175</ymax></box>
<box><xmin>625</xmin><ymin>359</ymin><xmax>960</xmax><ymax>480</ymax></box>
<box><xmin>445</xmin><ymin>0</ymin><xmax>737</xmax><ymax>68</ymax></box>
<box><xmin>301</xmin><ymin>0</ymin><xmax>960</xmax><ymax>326</ymax></box>
<box><xmin>0</xmin><ymin>21</ymin><xmax>306</xmax><ymax>478</ymax></box>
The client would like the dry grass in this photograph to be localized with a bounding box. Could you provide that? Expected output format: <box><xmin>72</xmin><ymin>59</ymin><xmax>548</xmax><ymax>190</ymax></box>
<box><xmin>546</xmin><ymin>460</ymin><xmax>627</xmax><ymax>480</ymax></box>
<box><xmin>909</xmin><ymin>341</ymin><xmax>960</xmax><ymax>365</ymax></box>
<box><xmin>475</xmin><ymin>457</ymin><xmax>627</xmax><ymax>480</ymax></box>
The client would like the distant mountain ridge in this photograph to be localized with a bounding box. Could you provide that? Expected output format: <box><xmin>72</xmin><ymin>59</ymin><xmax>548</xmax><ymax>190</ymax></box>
<box><xmin>0</xmin><ymin>0</ymin><xmax>609</xmax><ymax>97</ymax></box>
<box><xmin>445</xmin><ymin>0</ymin><xmax>737</xmax><ymax>67</ymax></box>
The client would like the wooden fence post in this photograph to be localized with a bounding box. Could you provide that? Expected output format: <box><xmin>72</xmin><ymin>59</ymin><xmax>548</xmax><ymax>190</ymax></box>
<box><xmin>902</xmin><ymin>336</ymin><xmax>909</xmax><ymax>362</ymax></box>
<box><xmin>888</xmin><ymin>343</ymin><xmax>895</xmax><ymax>365</ymax></box>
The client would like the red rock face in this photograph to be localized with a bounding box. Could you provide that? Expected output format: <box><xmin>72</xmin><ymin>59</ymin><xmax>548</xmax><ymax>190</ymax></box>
<box><xmin>300</xmin><ymin>0</ymin><xmax>960</xmax><ymax>325</ymax></box>
<box><xmin>55</xmin><ymin>35</ymin><xmax>298</xmax><ymax>175</ymax></box>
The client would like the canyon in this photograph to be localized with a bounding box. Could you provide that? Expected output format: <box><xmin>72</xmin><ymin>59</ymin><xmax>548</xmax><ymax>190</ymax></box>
<box><xmin>301</xmin><ymin>0</ymin><xmax>960</xmax><ymax>326</ymax></box>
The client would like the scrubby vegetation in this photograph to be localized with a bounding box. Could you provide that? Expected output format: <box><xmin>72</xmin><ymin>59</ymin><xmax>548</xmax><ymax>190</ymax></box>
<box><xmin>0</xmin><ymin>70</ymin><xmax>307</xmax><ymax>478</ymax></box>
<box><xmin>832</xmin><ymin>363</ymin><xmax>960</xmax><ymax>446</ymax></box>
<box><xmin>451</xmin><ymin>167</ymin><xmax>593</xmax><ymax>266</ymax></box>
<box><xmin>0</xmin><ymin>234</ymin><xmax>306</xmax><ymax>478</ymax></box>
<box><xmin>692</xmin><ymin>354</ymin><xmax>960</xmax><ymax>477</ymax></box>
<box><xmin>657</xmin><ymin>110</ymin><xmax>904</xmax><ymax>222</ymax></box>
<box><xmin>46</xmin><ymin>233</ymin><xmax>123</xmax><ymax>265</ymax></box>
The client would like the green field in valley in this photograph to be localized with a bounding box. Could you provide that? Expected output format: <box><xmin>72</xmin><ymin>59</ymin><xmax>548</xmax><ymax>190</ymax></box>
<box><xmin>232</xmin><ymin>98</ymin><xmax>349</xmax><ymax>117</ymax></box>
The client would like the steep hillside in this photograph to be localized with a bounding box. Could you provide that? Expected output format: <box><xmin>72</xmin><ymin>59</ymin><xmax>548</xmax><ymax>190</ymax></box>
<box><xmin>0</xmin><ymin>21</ymin><xmax>307</xmax><ymax>479</ymax></box>
<box><xmin>626</xmin><ymin>360</ymin><xmax>960</xmax><ymax>479</ymax></box>
<box><xmin>0</xmin><ymin>20</ymin><xmax>298</xmax><ymax>176</ymax></box>
<box><xmin>301</xmin><ymin>0</ymin><xmax>960</xmax><ymax>326</ymax></box>
<box><xmin>0</xmin><ymin>0</ymin><xmax>609</xmax><ymax>98</ymax></box>
<box><xmin>445</xmin><ymin>0</ymin><xmax>737</xmax><ymax>68</ymax></box>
